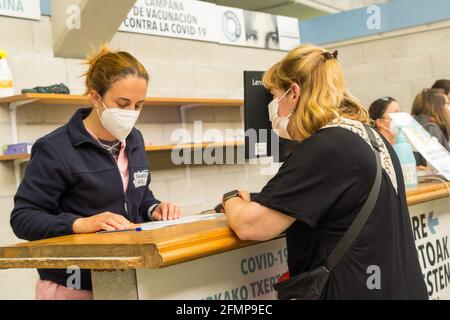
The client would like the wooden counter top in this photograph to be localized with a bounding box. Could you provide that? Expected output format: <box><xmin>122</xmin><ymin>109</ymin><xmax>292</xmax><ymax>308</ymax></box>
<box><xmin>0</xmin><ymin>217</ymin><xmax>256</xmax><ymax>270</ymax></box>
<box><xmin>0</xmin><ymin>182</ymin><xmax>448</xmax><ymax>270</ymax></box>
<box><xmin>406</xmin><ymin>181</ymin><xmax>449</xmax><ymax>206</ymax></box>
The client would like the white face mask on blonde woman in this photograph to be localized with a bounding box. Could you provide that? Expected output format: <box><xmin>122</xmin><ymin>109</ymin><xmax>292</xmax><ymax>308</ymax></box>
<box><xmin>268</xmin><ymin>87</ymin><xmax>293</xmax><ymax>140</ymax></box>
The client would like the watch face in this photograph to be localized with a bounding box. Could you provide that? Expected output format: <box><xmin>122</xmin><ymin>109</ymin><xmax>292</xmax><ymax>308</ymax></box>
<box><xmin>224</xmin><ymin>190</ymin><xmax>239</xmax><ymax>199</ymax></box>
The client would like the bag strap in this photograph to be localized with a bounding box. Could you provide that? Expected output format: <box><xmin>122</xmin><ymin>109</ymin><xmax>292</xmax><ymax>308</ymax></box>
<box><xmin>324</xmin><ymin>126</ymin><xmax>383</xmax><ymax>271</ymax></box>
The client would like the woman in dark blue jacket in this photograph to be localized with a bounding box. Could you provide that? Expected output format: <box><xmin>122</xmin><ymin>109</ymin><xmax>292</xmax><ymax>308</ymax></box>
<box><xmin>10</xmin><ymin>46</ymin><xmax>182</xmax><ymax>300</ymax></box>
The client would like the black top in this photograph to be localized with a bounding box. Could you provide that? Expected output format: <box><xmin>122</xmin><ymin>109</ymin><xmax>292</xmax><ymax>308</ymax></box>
<box><xmin>253</xmin><ymin>127</ymin><xmax>428</xmax><ymax>299</ymax></box>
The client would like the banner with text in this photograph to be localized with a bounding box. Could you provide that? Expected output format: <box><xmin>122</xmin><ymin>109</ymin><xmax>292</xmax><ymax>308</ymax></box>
<box><xmin>0</xmin><ymin>0</ymin><xmax>40</xmax><ymax>20</ymax></box>
<box><xmin>410</xmin><ymin>198</ymin><xmax>450</xmax><ymax>300</ymax></box>
<box><xmin>120</xmin><ymin>0</ymin><xmax>301</xmax><ymax>51</ymax></box>
<box><xmin>137</xmin><ymin>238</ymin><xmax>288</xmax><ymax>300</ymax></box>
<box><xmin>120</xmin><ymin>0</ymin><xmax>217</xmax><ymax>42</ymax></box>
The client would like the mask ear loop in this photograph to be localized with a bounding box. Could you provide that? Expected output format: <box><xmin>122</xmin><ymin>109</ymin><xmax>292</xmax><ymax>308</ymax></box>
<box><xmin>279</xmin><ymin>86</ymin><xmax>296</xmax><ymax>120</ymax></box>
<box><xmin>98</xmin><ymin>95</ymin><xmax>109</xmax><ymax>110</ymax></box>
<box><xmin>278</xmin><ymin>86</ymin><xmax>292</xmax><ymax>103</ymax></box>
<box><xmin>95</xmin><ymin>92</ymin><xmax>109</xmax><ymax>119</ymax></box>
<box><xmin>94</xmin><ymin>95</ymin><xmax>122</xmax><ymax>149</ymax></box>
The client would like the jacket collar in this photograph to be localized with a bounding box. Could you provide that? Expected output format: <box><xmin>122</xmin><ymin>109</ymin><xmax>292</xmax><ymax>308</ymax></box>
<box><xmin>67</xmin><ymin>108</ymin><xmax>142</xmax><ymax>149</ymax></box>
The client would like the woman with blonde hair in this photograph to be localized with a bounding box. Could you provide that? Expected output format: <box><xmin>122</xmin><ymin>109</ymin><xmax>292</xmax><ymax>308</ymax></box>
<box><xmin>222</xmin><ymin>44</ymin><xmax>427</xmax><ymax>299</ymax></box>
<box><xmin>10</xmin><ymin>46</ymin><xmax>182</xmax><ymax>300</ymax></box>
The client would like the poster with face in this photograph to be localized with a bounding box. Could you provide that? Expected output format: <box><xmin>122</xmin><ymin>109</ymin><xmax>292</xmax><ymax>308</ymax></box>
<box><xmin>244</xmin><ymin>11</ymin><xmax>280</xmax><ymax>50</ymax></box>
<box><xmin>120</xmin><ymin>0</ymin><xmax>299</xmax><ymax>51</ymax></box>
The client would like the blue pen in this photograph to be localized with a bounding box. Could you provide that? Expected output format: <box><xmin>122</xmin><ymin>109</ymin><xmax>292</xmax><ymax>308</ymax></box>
<box><xmin>97</xmin><ymin>227</ymin><xmax>142</xmax><ymax>234</ymax></box>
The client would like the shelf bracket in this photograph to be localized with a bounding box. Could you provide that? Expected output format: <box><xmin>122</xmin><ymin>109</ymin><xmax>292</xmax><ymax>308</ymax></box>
<box><xmin>180</xmin><ymin>104</ymin><xmax>203</xmax><ymax>132</ymax></box>
<box><xmin>8</xmin><ymin>99</ymin><xmax>38</xmax><ymax>144</ymax></box>
<box><xmin>3</xmin><ymin>99</ymin><xmax>38</xmax><ymax>187</ymax></box>
<box><xmin>179</xmin><ymin>104</ymin><xmax>203</xmax><ymax>189</ymax></box>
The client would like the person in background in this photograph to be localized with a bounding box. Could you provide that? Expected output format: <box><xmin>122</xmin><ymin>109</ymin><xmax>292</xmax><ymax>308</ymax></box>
<box><xmin>437</xmin><ymin>85</ymin><xmax>450</xmax><ymax>112</ymax></box>
<box><xmin>368</xmin><ymin>96</ymin><xmax>400</xmax><ymax>145</ymax></box>
<box><xmin>411</xmin><ymin>88</ymin><xmax>450</xmax><ymax>167</ymax></box>
<box><xmin>433</xmin><ymin>89</ymin><xmax>450</xmax><ymax>147</ymax></box>
<box><xmin>411</xmin><ymin>89</ymin><xmax>450</xmax><ymax>151</ymax></box>
<box><xmin>10</xmin><ymin>46</ymin><xmax>183</xmax><ymax>300</ymax></box>
<box><xmin>431</xmin><ymin>79</ymin><xmax>450</xmax><ymax>102</ymax></box>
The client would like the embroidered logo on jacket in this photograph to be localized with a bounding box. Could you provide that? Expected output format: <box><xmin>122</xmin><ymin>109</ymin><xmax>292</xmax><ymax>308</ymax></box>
<box><xmin>133</xmin><ymin>170</ymin><xmax>149</xmax><ymax>188</ymax></box>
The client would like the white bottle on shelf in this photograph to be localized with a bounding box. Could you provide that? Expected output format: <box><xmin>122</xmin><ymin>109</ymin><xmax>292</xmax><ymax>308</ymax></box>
<box><xmin>0</xmin><ymin>50</ymin><xmax>14</xmax><ymax>98</ymax></box>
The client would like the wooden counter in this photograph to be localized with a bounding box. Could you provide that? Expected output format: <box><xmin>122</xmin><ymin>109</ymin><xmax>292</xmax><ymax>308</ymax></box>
<box><xmin>0</xmin><ymin>181</ymin><xmax>448</xmax><ymax>271</ymax></box>
<box><xmin>406</xmin><ymin>181</ymin><xmax>449</xmax><ymax>206</ymax></box>
<box><xmin>0</xmin><ymin>216</ymin><xmax>255</xmax><ymax>270</ymax></box>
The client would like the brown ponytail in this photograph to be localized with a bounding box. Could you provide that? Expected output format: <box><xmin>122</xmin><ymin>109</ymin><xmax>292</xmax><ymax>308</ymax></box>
<box><xmin>84</xmin><ymin>44</ymin><xmax>149</xmax><ymax>97</ymax></box>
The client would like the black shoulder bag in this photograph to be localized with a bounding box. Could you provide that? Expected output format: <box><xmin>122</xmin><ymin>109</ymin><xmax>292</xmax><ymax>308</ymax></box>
<box><xmin>273</xmin><ymin>126</ymin><xmax>383</xmax><ymax>300</ymax></box>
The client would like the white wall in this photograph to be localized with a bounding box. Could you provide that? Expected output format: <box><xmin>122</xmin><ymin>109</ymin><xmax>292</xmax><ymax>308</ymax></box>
<box><xmin>330</xmin><ymin>21</ymin><xmax>450</xmax><ymax>113</ymax></box>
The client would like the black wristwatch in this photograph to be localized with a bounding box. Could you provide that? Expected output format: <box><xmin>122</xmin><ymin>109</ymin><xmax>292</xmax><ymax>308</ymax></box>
<box><xmin>222</xmin><ymin>190</ymin><xmax>241</xmax><ymax>205</ymax></box>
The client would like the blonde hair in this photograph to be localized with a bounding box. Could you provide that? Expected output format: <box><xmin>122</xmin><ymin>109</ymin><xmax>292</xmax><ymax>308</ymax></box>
<box><xmin>263</xmin><ymin>44</ymin><xmax>369</xmax><ymax>140</ymax></box>
<box><xmin>84</xmin><ymin>44</ymin><xmax>149</xmax><ymax>96</ymax></box>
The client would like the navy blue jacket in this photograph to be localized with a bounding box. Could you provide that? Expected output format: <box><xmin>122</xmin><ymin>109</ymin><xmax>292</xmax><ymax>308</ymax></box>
<box><xmin>10</xmin><ymin>108</ymin><xmax>160</xmax><ymax>290</ymax></box>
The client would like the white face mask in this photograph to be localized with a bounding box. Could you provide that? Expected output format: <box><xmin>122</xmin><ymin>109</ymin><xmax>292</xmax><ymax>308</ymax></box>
<box><xmin>268</xmin><ymin>87</ymin><xmax>293</xmax><ymax>140</ymax></box>
<box><xmin>389</xmin><ymin>119</ymin><xmax>399</xmax><ymax>138</ymax></box>
<box><xmin>97</xmin><ymin>98</ymin><xmax>140</xmax><ymax>143</ymax></box>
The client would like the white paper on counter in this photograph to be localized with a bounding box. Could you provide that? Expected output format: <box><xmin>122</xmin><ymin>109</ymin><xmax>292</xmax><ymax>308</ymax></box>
<box><xmin>140</xmin><ymin>213</ymin><xmax>224</xmax><ymax>231</ymax></box>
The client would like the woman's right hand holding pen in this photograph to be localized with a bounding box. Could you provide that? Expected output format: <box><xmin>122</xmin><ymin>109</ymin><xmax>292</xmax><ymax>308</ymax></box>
<box><xmin>72</xmin><ymin>212</ymin><xmax>139</xmax><ymax>234</ymax></box>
